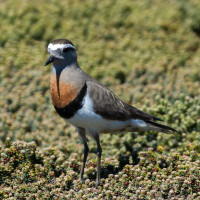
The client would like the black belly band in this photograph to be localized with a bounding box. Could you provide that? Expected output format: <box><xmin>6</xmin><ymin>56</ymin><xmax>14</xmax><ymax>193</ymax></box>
<box><xmin>54</xmin><ymin>83</ymin><xmax>87</xmax><ymax>119</ymax></box>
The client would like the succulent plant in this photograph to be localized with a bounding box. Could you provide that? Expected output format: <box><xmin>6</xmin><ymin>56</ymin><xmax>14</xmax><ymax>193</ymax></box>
<box><xmin>0</xmin><ymin>0</ymin><xmax>200</xmax><ymax>199</ymax></box>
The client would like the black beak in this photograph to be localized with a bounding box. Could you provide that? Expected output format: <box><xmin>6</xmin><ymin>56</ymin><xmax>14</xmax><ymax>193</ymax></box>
<box><xmin>44</xmin><ymin>55</ymin><xmax>55</xmax><ymax>66</ymax></box>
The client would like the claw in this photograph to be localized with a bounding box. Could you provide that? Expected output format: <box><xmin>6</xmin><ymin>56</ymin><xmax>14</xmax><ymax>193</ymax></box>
<box><xmin>96</xmin><ymin>180</ymin><xmax>100</xmax><ymax>187</ymax></box>
<box><xmin>80</xmin><ymin>177</ymin><xmax>85</xmax><ymax>183</ymax></box>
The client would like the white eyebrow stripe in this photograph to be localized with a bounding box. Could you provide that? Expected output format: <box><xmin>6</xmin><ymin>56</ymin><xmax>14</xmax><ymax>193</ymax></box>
<box><xmin>48</xmin><ymin>43</ymin><xmax>76</xmax><ymax>51</ymax></box>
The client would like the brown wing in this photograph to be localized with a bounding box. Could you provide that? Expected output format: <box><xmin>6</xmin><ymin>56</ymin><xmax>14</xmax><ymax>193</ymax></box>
<box><xmin>86</xmin><ymin>81</ymin><xmax>162</xmax><ymax>122</ymax></box>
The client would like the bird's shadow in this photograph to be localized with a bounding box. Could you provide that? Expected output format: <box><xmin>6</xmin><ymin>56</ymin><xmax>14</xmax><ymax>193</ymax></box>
<box><xmin>87</xmin><ymin>151</ymin><xmax>140</xmax><ymax>180</ymax></box>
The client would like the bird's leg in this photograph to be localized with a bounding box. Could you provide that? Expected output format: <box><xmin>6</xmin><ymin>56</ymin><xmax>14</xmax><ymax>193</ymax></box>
<box><xmin>78</xmin><ymin>128</ymin><xmax>89</xmax><ymax>183</ymax></box>
<box><xmin>80</xmin><ymin>141</ymin><xmax>89</xmax><ymax>182</ymax></box>
<box><xmin>95</xmin><ymin>135</ymin><xmax>102</xmax><ymax>186</ymax></box>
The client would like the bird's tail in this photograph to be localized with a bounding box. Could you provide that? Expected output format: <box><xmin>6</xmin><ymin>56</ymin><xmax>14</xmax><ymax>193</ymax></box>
<box><xmin>147</xmin><ymin>121</ymin><xmax>177</xmax><ymax>133</ymax></box>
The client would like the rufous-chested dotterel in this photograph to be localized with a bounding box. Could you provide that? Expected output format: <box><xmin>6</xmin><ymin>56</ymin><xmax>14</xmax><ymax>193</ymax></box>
<box><xmin>44</xmin><ymin>39</ymin><xmax>176</xmax><ymax>186</ymax></box>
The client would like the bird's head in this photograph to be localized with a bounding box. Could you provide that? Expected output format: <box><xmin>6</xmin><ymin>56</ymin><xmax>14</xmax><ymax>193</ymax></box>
<box><xmin>44</xmin><ymin>39</ymin><xmax>77</xmax><ymax>66</ymax></box>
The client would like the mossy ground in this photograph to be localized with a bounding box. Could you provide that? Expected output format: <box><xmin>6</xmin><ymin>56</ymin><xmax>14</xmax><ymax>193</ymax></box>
<box><xmin>0</xmin><ymin>0</ymin><xmax>199</xmax><ymax>199</ymax></box>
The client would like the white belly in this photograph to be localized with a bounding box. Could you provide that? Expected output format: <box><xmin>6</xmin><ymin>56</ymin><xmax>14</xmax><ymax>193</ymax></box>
<box><xmin>67</xmin><ymin>108</ymin><xmax>132</xmax><ymax>133</ymax></box>
<box><xmin>66</xmin><ymin>91</ymin><xmax>149</xmax><ymax>134</ymax></box>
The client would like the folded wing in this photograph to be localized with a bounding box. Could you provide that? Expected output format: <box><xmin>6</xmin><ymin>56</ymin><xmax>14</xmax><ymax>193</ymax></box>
<box><xmin>87</xmin><ymin>81</ymin><xmax>163</xmax><ymax>122</ymax></box>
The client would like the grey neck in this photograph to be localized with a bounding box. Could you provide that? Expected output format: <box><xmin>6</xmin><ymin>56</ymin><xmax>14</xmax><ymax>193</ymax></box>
<box><xmin>53</xmin><ymin>60</ymin><xmax>78</xmax><ymax>68</ymax></box>
<box><xmin>52</xmin><ymin>59</ymin><xmax>79</xmax><ymax>72</ymax></box>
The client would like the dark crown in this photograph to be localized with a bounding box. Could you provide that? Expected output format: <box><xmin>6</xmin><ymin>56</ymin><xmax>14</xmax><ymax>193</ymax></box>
<box><xmin>51</xmin><ymin>39</ymin><xmax>74</xmax><ymax>46</ymax></box>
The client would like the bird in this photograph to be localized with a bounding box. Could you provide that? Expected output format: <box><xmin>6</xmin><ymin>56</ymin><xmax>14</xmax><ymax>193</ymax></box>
<box><xmin>44</xmin><ymin>38</ymin><xmax>176</xmax><ymax>186</ymax></box>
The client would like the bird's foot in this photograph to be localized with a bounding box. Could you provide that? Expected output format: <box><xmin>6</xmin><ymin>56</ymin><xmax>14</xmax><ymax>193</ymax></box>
<box><xmin>96</xmin><ymin>180</ymin><xmax>100</xmax><ymax>187</ymax></box>
<box><xmin>80</xmin><ymin>177</ymin><xmax>85</xmax><ymax>184</ymax></box>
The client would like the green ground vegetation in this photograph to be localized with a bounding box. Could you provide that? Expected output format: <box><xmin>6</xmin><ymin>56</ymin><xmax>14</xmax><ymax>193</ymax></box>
<box><xmin>0</xmin><ymin>0</ymin><xmax>199</xmax><ymax>199</ymax></box>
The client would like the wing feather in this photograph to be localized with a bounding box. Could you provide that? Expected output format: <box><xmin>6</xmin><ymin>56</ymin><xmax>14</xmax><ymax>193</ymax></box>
<box><xmin>86</xmin><ymin>81</ymin><xmax>162</xmax><ymax>122</ymax></box>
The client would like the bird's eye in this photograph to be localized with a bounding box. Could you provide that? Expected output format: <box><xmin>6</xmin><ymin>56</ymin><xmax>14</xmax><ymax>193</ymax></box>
<box><xmin>63</xmin><ymin>48</ymin><xmax>69</xmax><ymax>52</ymax></box>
